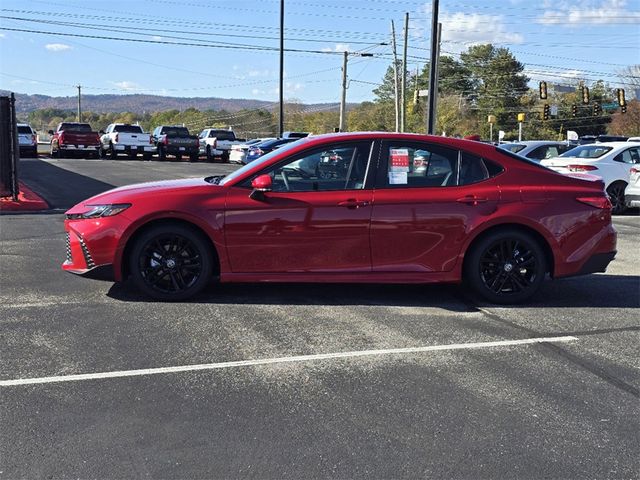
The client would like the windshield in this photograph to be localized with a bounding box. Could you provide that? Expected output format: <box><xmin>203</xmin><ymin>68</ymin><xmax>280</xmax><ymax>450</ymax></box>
<box><xmin>499</xmin><ymin>143</ymin><xmax>526</xmax><ymax>153</ymax></box>
<box><xmin>219</xmin><ymin>140</ymin><xmax>304</xmax><ymax>186</ymax></box>
<box><xmin>560</xmin><ymin>145</ymin><xmax>612</xmax><ymax>159</ymax></box>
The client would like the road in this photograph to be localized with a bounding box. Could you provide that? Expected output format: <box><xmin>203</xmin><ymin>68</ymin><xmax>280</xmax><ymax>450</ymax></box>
<box><xmin>1</xmin><ymin>158</ymin><xmax>638</xmax><ymax>479</ymax></box>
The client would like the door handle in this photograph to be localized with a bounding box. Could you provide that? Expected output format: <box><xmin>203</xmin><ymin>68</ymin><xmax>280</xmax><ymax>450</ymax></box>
<box><xmin>456</xmin><ymin>195</ymin><xmax>489</xmax><ymax>205</ymax></box>
<box><xmin>338</xmin><ymin>199</ymin><xmax>370</xmax><ymax>209</ymax></box>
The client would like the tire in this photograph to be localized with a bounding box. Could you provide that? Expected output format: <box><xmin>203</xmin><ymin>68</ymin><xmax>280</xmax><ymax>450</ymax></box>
<box><xmin>143</xmin><ymin>153</ymin><xmax>152</xmax><ymax>161</ymax></box>
<box><xmin>189</xmin><ymin>152</ymin><xmax>199</xmax><ymax>162</ymax></box>
<box><xmin>109</xmin><ymin>143</ymin><xmax>118</xmax><ymax>160</ymax></box>
<box><xmin>465</xmin><ymin>229</ymin><xmax>546</xmax><ymax>304</ymax></box>
<box><xmin>221</xmin><ymin>151</ymin><xmax>230</xmax><ymax>163</ymax></box>
<box><xmin>98</xmin><ymin>145</ymin><xmax>106</xmax><ymax>159</ymax></box>
<box><xmin>175</xmin><ymin>154</ymin><xmax>182</xmax><ymax>162</ymax></box>
<box><xmin>158</xmin><ymin>145</ymin><xmax>166</xmax><ymax>161</ymax></box>
<box><xmin>206</xmin><ymin>145</ymin><xmax>213</xmax><ymax>162</ymax></box>
<box><xmin>607</xmin><ymin>182</ymin><xmax>627</xmax><ymax>215</ymax></box>
<box><xmin>129</xmin><ymin>224</ymin><xmax>214</xmax><ymax>301</ymax></box>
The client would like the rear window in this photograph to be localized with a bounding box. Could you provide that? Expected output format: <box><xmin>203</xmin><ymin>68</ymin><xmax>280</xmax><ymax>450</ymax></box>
<box><xmin>209</xmin><ymin>130</ymin><xmax>236</xmax><ymax>141</ymax></box>
<box><xmin>500</xmin><ymin>143</ymin><xmax>526</xmax><ymax>153</ymax></box>
<box><xmin>113</xmin><ymin>125</ymin><xmax>143</xmax><ymax>133</ymax></box>
<box><xmin>560</xmin><ymin>145</ymin><xmax>612</xmax><ymax>159</ymax></box>
<box><xmin>17</xmin><ymin>126</ymin><xmax>33</xmax><ymax>134</ymax></box>
<box><xmin>162</xmin><ymin>127</ymin><xmax>190</xmax><ymax>136</ymax></box>
<box><xmin>60</xmin><ymin>123</ymin><xmax>92</xmax><ymax>133</ymax></box>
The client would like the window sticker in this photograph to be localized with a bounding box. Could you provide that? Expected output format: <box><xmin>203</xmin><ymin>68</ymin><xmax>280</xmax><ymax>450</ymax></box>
<box><xmin>388</xmin><ymin>171</ymin><xmax>408</xmax><ymax>185</ymax></box>
<box><xmin>390</xmin><ymin>148</ymin><xmax>410</xmax><ymax>172</ymax></box>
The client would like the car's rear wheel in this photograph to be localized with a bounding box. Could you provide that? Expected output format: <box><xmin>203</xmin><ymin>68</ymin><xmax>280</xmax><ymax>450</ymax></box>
<box><xmin>158</xmin><ymin>145</ymin><xmax>166</xmax><ymax>161</ymax></box>
<box><xmin>109</xmin><ymin>143</ymin><xmax>118</xmax><ymax>160</ymax></box>
<box><xmin>189</xmin><ymin>152</ymin><xmax>199</xmax><ymax>162</ymax></box>
<box><xmin>206</xmin><ymin>145</ymin><xmax>213</xmax><ymax>162</ymax></box>
<box><xmin>175</xmin><ymin>153</ymin><xmax>182</xmax><ymax>162</ymax></box>
<box><xmin>606</xmin><ymin>182</ymin><xmax>627</xmax><ymax>215</ymax></box>
<box><xmin>129</xmin><ymin>224</ymin><xmax>213</xmax><ymax>301</ymax></box>
<box><xmin>143</xmin><ymin>153</ymin><xmax>152</xmax><ymax>161</ymax></box>
<box><xmin>465</xmin><ymin>229</ymin><xmax>546</xmax><ymax>304</ymax></box>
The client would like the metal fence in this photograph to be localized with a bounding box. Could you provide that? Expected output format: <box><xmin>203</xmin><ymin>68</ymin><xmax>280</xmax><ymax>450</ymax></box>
<box><xmin>0</xmin><ymin>93</ymin><xmax>20</xmax><ymax>201</ymax></box>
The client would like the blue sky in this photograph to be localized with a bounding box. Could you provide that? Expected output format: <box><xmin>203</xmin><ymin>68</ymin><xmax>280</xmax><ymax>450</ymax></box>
<box><xmin>1</xmin><ymin>0</ymin><xmax>639</xmax><ymax>106</ymax></box>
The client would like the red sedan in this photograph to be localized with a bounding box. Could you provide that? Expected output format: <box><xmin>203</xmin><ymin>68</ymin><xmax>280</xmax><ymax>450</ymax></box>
<box><xmin>62</xmin><ymin>133</ymin><xmax>616</xmax><ymax>303</ymax></box>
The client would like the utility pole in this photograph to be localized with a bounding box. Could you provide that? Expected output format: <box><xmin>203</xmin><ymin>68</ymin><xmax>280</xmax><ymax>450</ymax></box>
<box><xmin>339</xmin><ymin>51</ymin><xmax>348</xmax><ymax>132</ymax></box>
<box><xmin>278</xmin><ymin>0</ymin><xmax>284</xmax><ymax>137</ymax></box>
<box><xmin>426</xmin><ymin>0</ymin><xmax>439</xmax><ymax>134</ymax></box>
<box><xmin>391</xmin><ymin>20</ymin><xmax>400</xmax><ymax>133</ymax></box>
<box><xmin>338</xmin><ymin>51</ymin><xmax>374</xmax><ymax>132</ymax></box>
<box><xmin>401</xmin><ymin>13</ymin><xmax>409</xmax><ymax>132</ymax></box>
<box><xmin>76</xmin><ymin>84</ymin><xmax>82</xmax><ymax>122</ymax></box>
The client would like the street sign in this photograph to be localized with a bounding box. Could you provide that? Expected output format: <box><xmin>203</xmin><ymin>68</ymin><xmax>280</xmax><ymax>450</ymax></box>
<box><xmin>418</xmin><ymin>89</ymin><xmax>429</xmax><ymax>97</ymax></box>
<box><xmin>567</xmin><ymin>130</ymin><xmax>578</xmax><ymax>141</ymax></box>
<box><xmin>498</xmin><ymin>130</ymin><xmax>505</xmax><ymax>140</ymax></box>
<box><xmin>550</xmin><ymin>105</ymin><xmax>558</xmax><ymax>116</ymax></box>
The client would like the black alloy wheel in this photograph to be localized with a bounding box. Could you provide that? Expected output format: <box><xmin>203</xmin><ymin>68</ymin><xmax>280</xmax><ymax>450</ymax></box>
<box><xmin>466</xmin><ymin>229</ymin><xmax>546</xmax><ymax>304</ymax></box>
<box><xmin>606</xmin><ymin>182</ymin><xmax>627</xmax><ymax>215</ymax></box>
<box><xmin>130</xmin><ymin>225</ymin><xmax>213</xmax><ymax>301</ymax></box>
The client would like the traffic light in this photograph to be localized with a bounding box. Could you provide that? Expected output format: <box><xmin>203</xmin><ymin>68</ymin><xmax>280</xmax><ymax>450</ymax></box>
<box><xmin>581</xmin><ymin>86</ymin><xmax>590</xmax><ymax>104</ymax></box>
<box><xmin>572</xmin><ymin>104</ymin><xmax>578</xmax><ymax>117</ymax></box>
<box><xmin>617</xmin><ymin>88</ymin><xmax>626</xmax><ymax>106</ymax></box>
<box><xmin>539</xmin><ymin>81</ymin><xmax>547</xmax><ymax>99</ymax></box>
<box><xmin>593</xmin><ymin>103</ymin><xmax>601</xmax><ymax>115</ymax></box>
<box><xmin>622</xmin><ymin>104</ymin><xmax>627</xmax><ymax>114</ymax></box>
<box><xmin>543</xmin><ymin>103</ymin><xmax>550</xmax><ymax>120</ymax></box>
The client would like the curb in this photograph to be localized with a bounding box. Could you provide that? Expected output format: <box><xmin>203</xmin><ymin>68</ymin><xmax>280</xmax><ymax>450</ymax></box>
<box><xmin>0</xmin><ymin>182</ymin><xmax>50</xmax><ymax>212</ymax></box>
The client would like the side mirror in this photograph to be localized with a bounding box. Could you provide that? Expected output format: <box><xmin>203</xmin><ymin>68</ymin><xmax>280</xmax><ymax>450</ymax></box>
<box><xmin>251</xmin><ymin>174</ymin><xmax>272</xmax><ymax>192</ymax></box>
<box><xmin>48</xmin><ymin>130</ymin><xmax>54</xmax><ymax>135</ymax></box>
<box><xmin>249</xmin><ymin>174</ymin><xmax>272</xmax><ymax>201</ymax></box>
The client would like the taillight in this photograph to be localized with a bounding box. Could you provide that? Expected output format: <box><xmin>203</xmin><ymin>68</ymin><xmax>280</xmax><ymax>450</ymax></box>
<box><xmin>630</xmin><ymin>167</ymin><xmax>640</xmax><ymax>175</ymax></box>
<box><xmin>213</xmin><ymin>139</ymin><xmax>217</xmax><ymax>149</ymax></box>
<box><xmin>31</xmin><ymin>134</ymin><xmax>37</xmax><ymax>145</ymax></box>
<box><xmin>58</xmin><ymin>133</ymin><xmax>65</xmax><ymax>144</ymax></box>
<box><xmin>196</xmin><ymin>138</ymin><xmax>200</xmax><ymax>148</ymax></box>
<box><xmin>576</xmin><ymin>196</ymin><xmax>612</xmax><ymax>209</ymax></box>
<box><xmin>162</xmin><ymin>136</ymin><xmax>169</xmax><ymax>145</ymax></box>
<box><xmin>568</xmin><ymin>164</ymin><xmax>598</xmax><ymax>172</ymax></box>
<box><xmin>253</xmin><ymin>148</ymin><xmax>263</xmax><ymax>156</ymax></box>
<box><xmin>149</xmin><ymin>135</ymin><xmax>153</xmax><ymax>145</ymax></box>
<box><xmin>115</xmin><ymin>133</ymin><xmax>119</xmax><ymax>142</ymax></box>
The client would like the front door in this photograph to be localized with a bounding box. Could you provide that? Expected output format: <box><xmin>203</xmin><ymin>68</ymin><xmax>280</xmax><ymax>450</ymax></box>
<box><xmin>224</xmin><ymin>141</ymin><xmax>376</xmax><ymax>273</ymax></box>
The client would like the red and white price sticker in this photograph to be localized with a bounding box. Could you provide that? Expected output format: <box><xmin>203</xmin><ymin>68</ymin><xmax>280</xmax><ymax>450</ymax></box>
<box><xmin>390</xmin><ymin>148</ymin><xmax>410</xmax><ymax>172</ymax></box>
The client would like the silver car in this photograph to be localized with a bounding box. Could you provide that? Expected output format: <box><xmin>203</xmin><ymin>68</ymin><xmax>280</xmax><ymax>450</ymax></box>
<box><xmin>18</xmin><ymin>123</ymin><xmax>38</xmax><ymax>157</ymax></box>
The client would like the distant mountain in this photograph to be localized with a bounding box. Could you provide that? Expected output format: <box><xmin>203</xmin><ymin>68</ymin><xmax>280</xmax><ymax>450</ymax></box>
<box><xmin>0</xmin><ymin>91</ymin><xmax>343</xmax><ymax>114</ymax></box>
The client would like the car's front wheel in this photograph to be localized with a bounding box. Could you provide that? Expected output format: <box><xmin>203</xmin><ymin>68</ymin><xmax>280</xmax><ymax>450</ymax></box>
<box><xmin>465</xmin><ymin>229</ymin><xmax>546</xmax><ymax>304</ymax></box>
<box><xmin>129</xmin><ymin>224</ymin><xmax>214</xmax><ymax>301</ymax></box>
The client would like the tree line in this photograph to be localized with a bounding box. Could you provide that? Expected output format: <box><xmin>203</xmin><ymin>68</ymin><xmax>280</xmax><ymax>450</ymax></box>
<box><xmin>21</xmin><ymin>44</ymin><xmax>640</xmax><ymax>140</ymax></box>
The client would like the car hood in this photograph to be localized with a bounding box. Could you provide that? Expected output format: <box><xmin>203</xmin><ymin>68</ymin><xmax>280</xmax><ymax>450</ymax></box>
<box><xmin>65</xmin><ymin>177</ymin><xmax>220</xmax><ymax>213</ymax></box>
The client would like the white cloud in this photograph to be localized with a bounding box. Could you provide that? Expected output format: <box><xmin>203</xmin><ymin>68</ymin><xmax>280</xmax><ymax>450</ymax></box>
<box><xmin>537</xmin><ymin>0</ymin><xmax>640</xmax><ymax>26</ymax></box>
<box><xmin>151</xmin><ymin>35</ymin><xmax>163</xmax><ymax>41</ymax></box>
<box><xmin>322</xmin><ymin>43</ymin><xmax>351</xmax><ymax>53</ymax></box>
<box><xmin>526</xmin><ymin>68</ymin><xmax>585</xmax><ymax>85</ymax></box>
<box><xmin>0</xmin><ymin>33</ymin><xmax>6</xmax><ymax>39</ymax></box>
<box><xmin>248</xmin><ymin>69</ymin><xmax>271</xmax><ymax>77</ymax></box>
<box><xmin>439</xmin><ymin>13</ymin><xmax>524</xmax><ymax>51</ymax></box>
<box><xmin>112</xmin><ymin>81</ymin><xmax>141</xmax><ymax>91</ymax></box>
<box><xmin>45</xmin><ymin>43</ymin><xmax>72</xmax><ymax>52</ymax></box>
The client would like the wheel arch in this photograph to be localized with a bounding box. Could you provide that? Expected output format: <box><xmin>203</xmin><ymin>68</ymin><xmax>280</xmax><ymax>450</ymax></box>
<box><xmin>461</xmin><ymin>222</ymin><xmax>555</xmax><ymax>277</ymax></box>
<box><xmin>118</xmin><ymin>217</ymin><xmax>221</xmax><ymax>282</ymax></box>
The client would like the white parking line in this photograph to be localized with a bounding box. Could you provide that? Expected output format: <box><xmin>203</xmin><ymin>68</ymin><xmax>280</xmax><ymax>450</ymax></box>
<box><xmin>0</xmin><ymin>336</ymin><xmax>577</xmax><ymax>387</ymax></box>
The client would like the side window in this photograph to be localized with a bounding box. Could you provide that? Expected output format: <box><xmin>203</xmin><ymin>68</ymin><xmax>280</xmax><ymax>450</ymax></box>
<box><xmin>630</xmin><ymin>148</ymin><xmax>640</xmax><ymax>163</ymax></box>
<box><xmin>383</xmin><ymin>144</ymin><xmax>458</xmax><ymax>188</ymax></box>
<box><xmin>459</xmin><ymin>152</ymin><xmax>490</xmax><ymax>185</ymax></box>
<box><xmin>616</xmin><ymin>150</ymin><xmax>634</xmax><ymax>164</ymax></box>
<box><xmin>263</xmin><ymin>142</ymin><xmax>372</xmax><ymax>193</ymax></box>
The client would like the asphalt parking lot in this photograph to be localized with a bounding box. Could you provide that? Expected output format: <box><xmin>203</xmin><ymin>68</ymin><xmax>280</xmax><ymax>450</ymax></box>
<box><xmin>1</xmin><ymin>158</ymin><xmax>639</xmax><ymax>478</ymax></box>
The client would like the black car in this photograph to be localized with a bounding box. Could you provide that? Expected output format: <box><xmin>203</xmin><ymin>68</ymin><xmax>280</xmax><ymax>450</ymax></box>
<box><xmin>243</xmin><ymin>138</ymin><xmax>298</xmax><ymax>164</ymax></box>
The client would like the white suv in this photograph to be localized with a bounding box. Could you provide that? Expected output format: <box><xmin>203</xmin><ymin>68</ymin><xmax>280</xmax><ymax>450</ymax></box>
<box><xmin>541</xmin><ymin>141</ymin><xmax>640</xmax><ymax>214</ymax></box>
<box><xmin>17</xmin><ymin>123</ymin><xmax>38</xmax><ymax>157</ymax></box>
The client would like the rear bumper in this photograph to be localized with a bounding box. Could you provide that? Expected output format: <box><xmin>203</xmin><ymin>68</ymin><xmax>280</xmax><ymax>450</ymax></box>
<box><xmin>60</xmin><ymin>144</ymin><xmax>100</xmax><ymax>152</ymax></box>
<box><xmin>575</xmin><ymin>251</ymin><xmax>616</xmax><ymax>276</ymax></box>
<box><xmin>625</xmin><ymin>193</ymin><xmax>640</xmax><ymax>208</ymax></box>
<box><xmin>114</xmin><ymin>144</ymin><xmax>155</xmax><ymax>153</ymax></box>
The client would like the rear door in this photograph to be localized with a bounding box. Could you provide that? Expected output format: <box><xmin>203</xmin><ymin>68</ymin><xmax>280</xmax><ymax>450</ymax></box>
<box><xmin>370</xmin><ymin>141</ymin><xmax>503</xmax><ymax>273</ymax></box>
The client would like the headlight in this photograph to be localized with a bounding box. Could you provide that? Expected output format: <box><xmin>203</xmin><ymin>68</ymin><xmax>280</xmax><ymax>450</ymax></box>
<box><xmin>66</xmin><ymin>203</ymin><xmax>131</xmax><ymax>220</ymax></box>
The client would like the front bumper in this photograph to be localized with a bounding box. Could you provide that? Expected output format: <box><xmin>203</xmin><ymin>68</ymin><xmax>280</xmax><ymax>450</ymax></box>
<box><xmin>62</xmin><ymin>216</ymin><xmax>128</xmax><ymax>281</ymax></box>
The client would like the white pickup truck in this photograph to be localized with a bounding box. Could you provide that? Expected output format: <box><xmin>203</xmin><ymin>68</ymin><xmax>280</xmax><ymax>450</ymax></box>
<box><xmin>99</xmin><ymin>123</ymin><xmax>154</xmax><ymax>160</ymax></box>
<box><xmin>198</xmin><ymin>128</ymin><xmax>242</xmax><ymax>162</ymax></box>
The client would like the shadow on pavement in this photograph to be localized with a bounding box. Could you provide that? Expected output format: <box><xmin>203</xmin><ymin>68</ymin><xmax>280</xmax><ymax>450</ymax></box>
<box><xmin>18</xmin><ymin>159</ymin><xmax>116</xmax><ymax>209</ymax></box>
<box><xmin>106</xmin><ymin>273</ymin><xmax>640</xmax><ymax>309</ymax></box>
